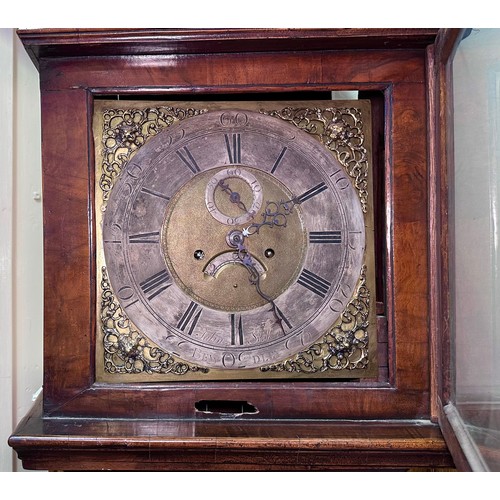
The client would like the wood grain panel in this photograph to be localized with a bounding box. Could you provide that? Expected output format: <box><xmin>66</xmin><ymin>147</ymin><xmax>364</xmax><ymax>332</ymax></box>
<box><xmin>18</xmin><ymin>29</ymin><xmax>439</xmax><ymax>58</ymax></box>
<box><xmin>41</xmin><ymin>89</ymin><xmax>94</xmax><ymax>409</ymax></box>
<box><xmin>38</xmin><ymin>50</ymin><xmax>427</xmax><ymax>92</ymax></box>
<box><xmin>10</xmin><ymin>396</ymin><xmax>453</xmax><ymax>471</ymax></box>
<box><xmin>389</xmin><ymin>83</ymin><xmax>430</xmax><ymax>398</ymax></box>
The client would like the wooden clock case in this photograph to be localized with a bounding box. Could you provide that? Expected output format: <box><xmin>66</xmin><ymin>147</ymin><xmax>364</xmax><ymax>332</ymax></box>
<box><xmin>9</xmin><ymin>28</ymin><xmax>463</xmax><ymax>471</ymax></box>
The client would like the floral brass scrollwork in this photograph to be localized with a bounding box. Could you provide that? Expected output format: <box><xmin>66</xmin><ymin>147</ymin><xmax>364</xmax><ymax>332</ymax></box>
<box><xmin>101</xmin><ymin>267</ymin><xmax>209</xmax><ymax>375</ymax></box>
<box><xmin>99</xmin><ymin>106</ymin><xmax>207</xmax><ymax>201</ymax></box>
<box><xmin>98</xmin><ymin>105</ymin><xmax>209</xmax><ymax>375</ymax></box>
<box><xmin>262</xmin><ymin>107</ymin><xmax>370</xmax><ymax>213</ymax></box>
<box><xmin>261</xmin><ymin>266</ymin><xmax>369</xmax><ymax>373</ymax></box>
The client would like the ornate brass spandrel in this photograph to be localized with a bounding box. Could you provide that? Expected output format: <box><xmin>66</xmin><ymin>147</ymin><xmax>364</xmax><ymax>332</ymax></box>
<box><xmin>99</xmin><ymin>105</ymin><xmax>208</xmax><ymax>201</ymax></box>
<box><xmin>94</xmin><ymin>100</ymin><xmax>376</xmax><ymax>381</ymax></box>
<box><xmin>101</xmin><ymin>267</ymin><xmax>209</xmax><ymax>375</ymax></box>
<box><xmin>261</xmin><ymin>266</ymin><xmax>369</xmax><ymax>374</ymax></box>
<box><xmin>262</xmin><ymin>106</ymin><xmax>370</xmax><ymax>213</ymax></box>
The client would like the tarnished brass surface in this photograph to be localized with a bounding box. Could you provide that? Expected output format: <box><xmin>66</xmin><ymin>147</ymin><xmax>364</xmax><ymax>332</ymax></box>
<box><xmin>93</xmin><ymin>100</ymin><xmax>376</xmax><ymax>380</ymax></box>
<box><xmin>162</xmin><ymin>167</ymin><xmax>306</xmax><ymax>312</ymax></box>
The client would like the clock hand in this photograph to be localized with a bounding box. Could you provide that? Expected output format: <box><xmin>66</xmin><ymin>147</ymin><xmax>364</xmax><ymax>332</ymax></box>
<box><xmin>242</xmin><ymin>198</ymin><xmax>298</xmax><ymax>236</ymax></box>
<box><xmin>226</xmin><ymin>230</ymin><xmax>287</xmax><ymax>335</ymax></box>
<box><xmin>218</xmin><ymin>179</ymin><xmax>248</xmax><ymax>212</ymax></box>
<box><xmin>251</xmin><ymin>275</ymin><xmax>289</xmax><ymax>337</ymax></box>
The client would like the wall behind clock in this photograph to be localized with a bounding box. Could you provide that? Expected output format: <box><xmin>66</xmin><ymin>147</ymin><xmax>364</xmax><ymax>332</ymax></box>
<box><xmin>0</xmin><ymin>28</ymin><xmax>43</xmax><ymax>472</ymax></box>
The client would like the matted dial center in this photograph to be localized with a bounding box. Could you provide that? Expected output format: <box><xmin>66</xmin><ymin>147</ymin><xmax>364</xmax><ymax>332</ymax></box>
<box><xmin>161</xmin><ymin>166</ymin><xmax>307</xmax><ymax>312</ymax></box>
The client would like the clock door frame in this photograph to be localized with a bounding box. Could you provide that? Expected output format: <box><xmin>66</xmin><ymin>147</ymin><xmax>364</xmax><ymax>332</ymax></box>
<box><xmin>429</xmin><ymin>28</ymin><xmax>492</xmax><ymax>472</ymax></box>
<box><xmin>19</xmin><ymin>29</ymin><xmax>436</xmax><ymax>421</ymax></box>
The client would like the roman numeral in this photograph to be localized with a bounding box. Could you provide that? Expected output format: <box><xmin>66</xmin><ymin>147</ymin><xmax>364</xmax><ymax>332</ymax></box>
<box><xmin>128</xmin><ymin>231</ymin><xmax>160</xmax><ymax>244</ymax></box>
<box><xmin>297</xmin><ymin>268</ymin><xmax>331</xmax><ymax>298</ymax></box>
<box><xmin>176</xmin><ymin>146</ymin><xmax>200</xmax><ymax>174</ymax></box>
<box><xmin>309</xmin><ymin>231</ymin><xmax>342</xmax><ymax>244</ymax></box>
<box><xmin>225</xmin><ymin>133</ymin><xmax>241</xmax><ymax>164</ymax></box>
<box><xmin>177</xmin><ymin>301</ymin><xmax>202</xmax><ymax>335</ymax></box>
<box><xmin>296</xmin><ymin>182</ymin><xmax>328</xmax><ymax>203</ymax></box>
<box><xmin>140</xmin><ymin>186</ymin><xmax>170</xmax><ymax>201</ymax></box>
<box><xmin>139</xmin><ymin>269</ymin><xmax>171</xmax><ymax>301</ymax></box>
<box><xmin>271</xmin><ymin>146</ymin><xmax>288</xmax><ymax>174</ymax></box>
<box><xmin>230</xmin><ymin>314</ymin><xmax>244</xmax><ymax>346</ymax></box>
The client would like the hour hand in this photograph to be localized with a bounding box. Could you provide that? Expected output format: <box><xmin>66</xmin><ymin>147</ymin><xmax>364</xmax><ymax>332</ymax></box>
<box><xmin>242</xmin><ymin>198</ymin><xmax>297</xmax><ymax>236</ymax></box>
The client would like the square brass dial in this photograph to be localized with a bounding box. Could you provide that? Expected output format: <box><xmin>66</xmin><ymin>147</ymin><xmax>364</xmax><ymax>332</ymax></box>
<box><xmin>93</xmin><ymin>99</ymin><xmax>377</xmax><ymax>381</ymax></box>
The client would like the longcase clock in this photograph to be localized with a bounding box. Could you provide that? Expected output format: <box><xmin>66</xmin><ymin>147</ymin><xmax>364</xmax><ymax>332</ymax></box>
<box><xmin>9</xmin><ymin>28</ymin><xmax>460</xmax><ymax>471</ymax></box>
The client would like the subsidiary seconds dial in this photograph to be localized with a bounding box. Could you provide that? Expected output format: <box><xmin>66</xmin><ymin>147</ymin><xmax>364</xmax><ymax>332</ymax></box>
<box><xmin>205</xmin><ymin>166</ymin><xmax>263</xmax><ymax>226</ymax></box>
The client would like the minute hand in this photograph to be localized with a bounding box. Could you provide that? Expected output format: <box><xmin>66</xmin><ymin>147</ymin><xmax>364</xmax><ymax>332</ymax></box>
<box><xmin>226</xmin><ymin>230</ymin><xmax>288</xmax><ymax>335</ymax></box>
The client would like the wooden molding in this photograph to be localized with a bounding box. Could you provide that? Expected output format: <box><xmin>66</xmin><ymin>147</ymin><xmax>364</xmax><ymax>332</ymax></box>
<box><xmin>17</xmin><ymin>28</ymin><xmax>439</xmax><ymax>68</ymax></box>
<box><xmin>10</xmin><ymin>395</ymin><xmax>454</xmax><ymax>471</ymax></box>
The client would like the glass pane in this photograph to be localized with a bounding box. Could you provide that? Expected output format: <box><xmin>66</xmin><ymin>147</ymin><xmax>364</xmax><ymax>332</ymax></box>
<box><xmin>452</xmin><ymin>28</ymin><xmax>500</xmax><ymax>471</ymax></box>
